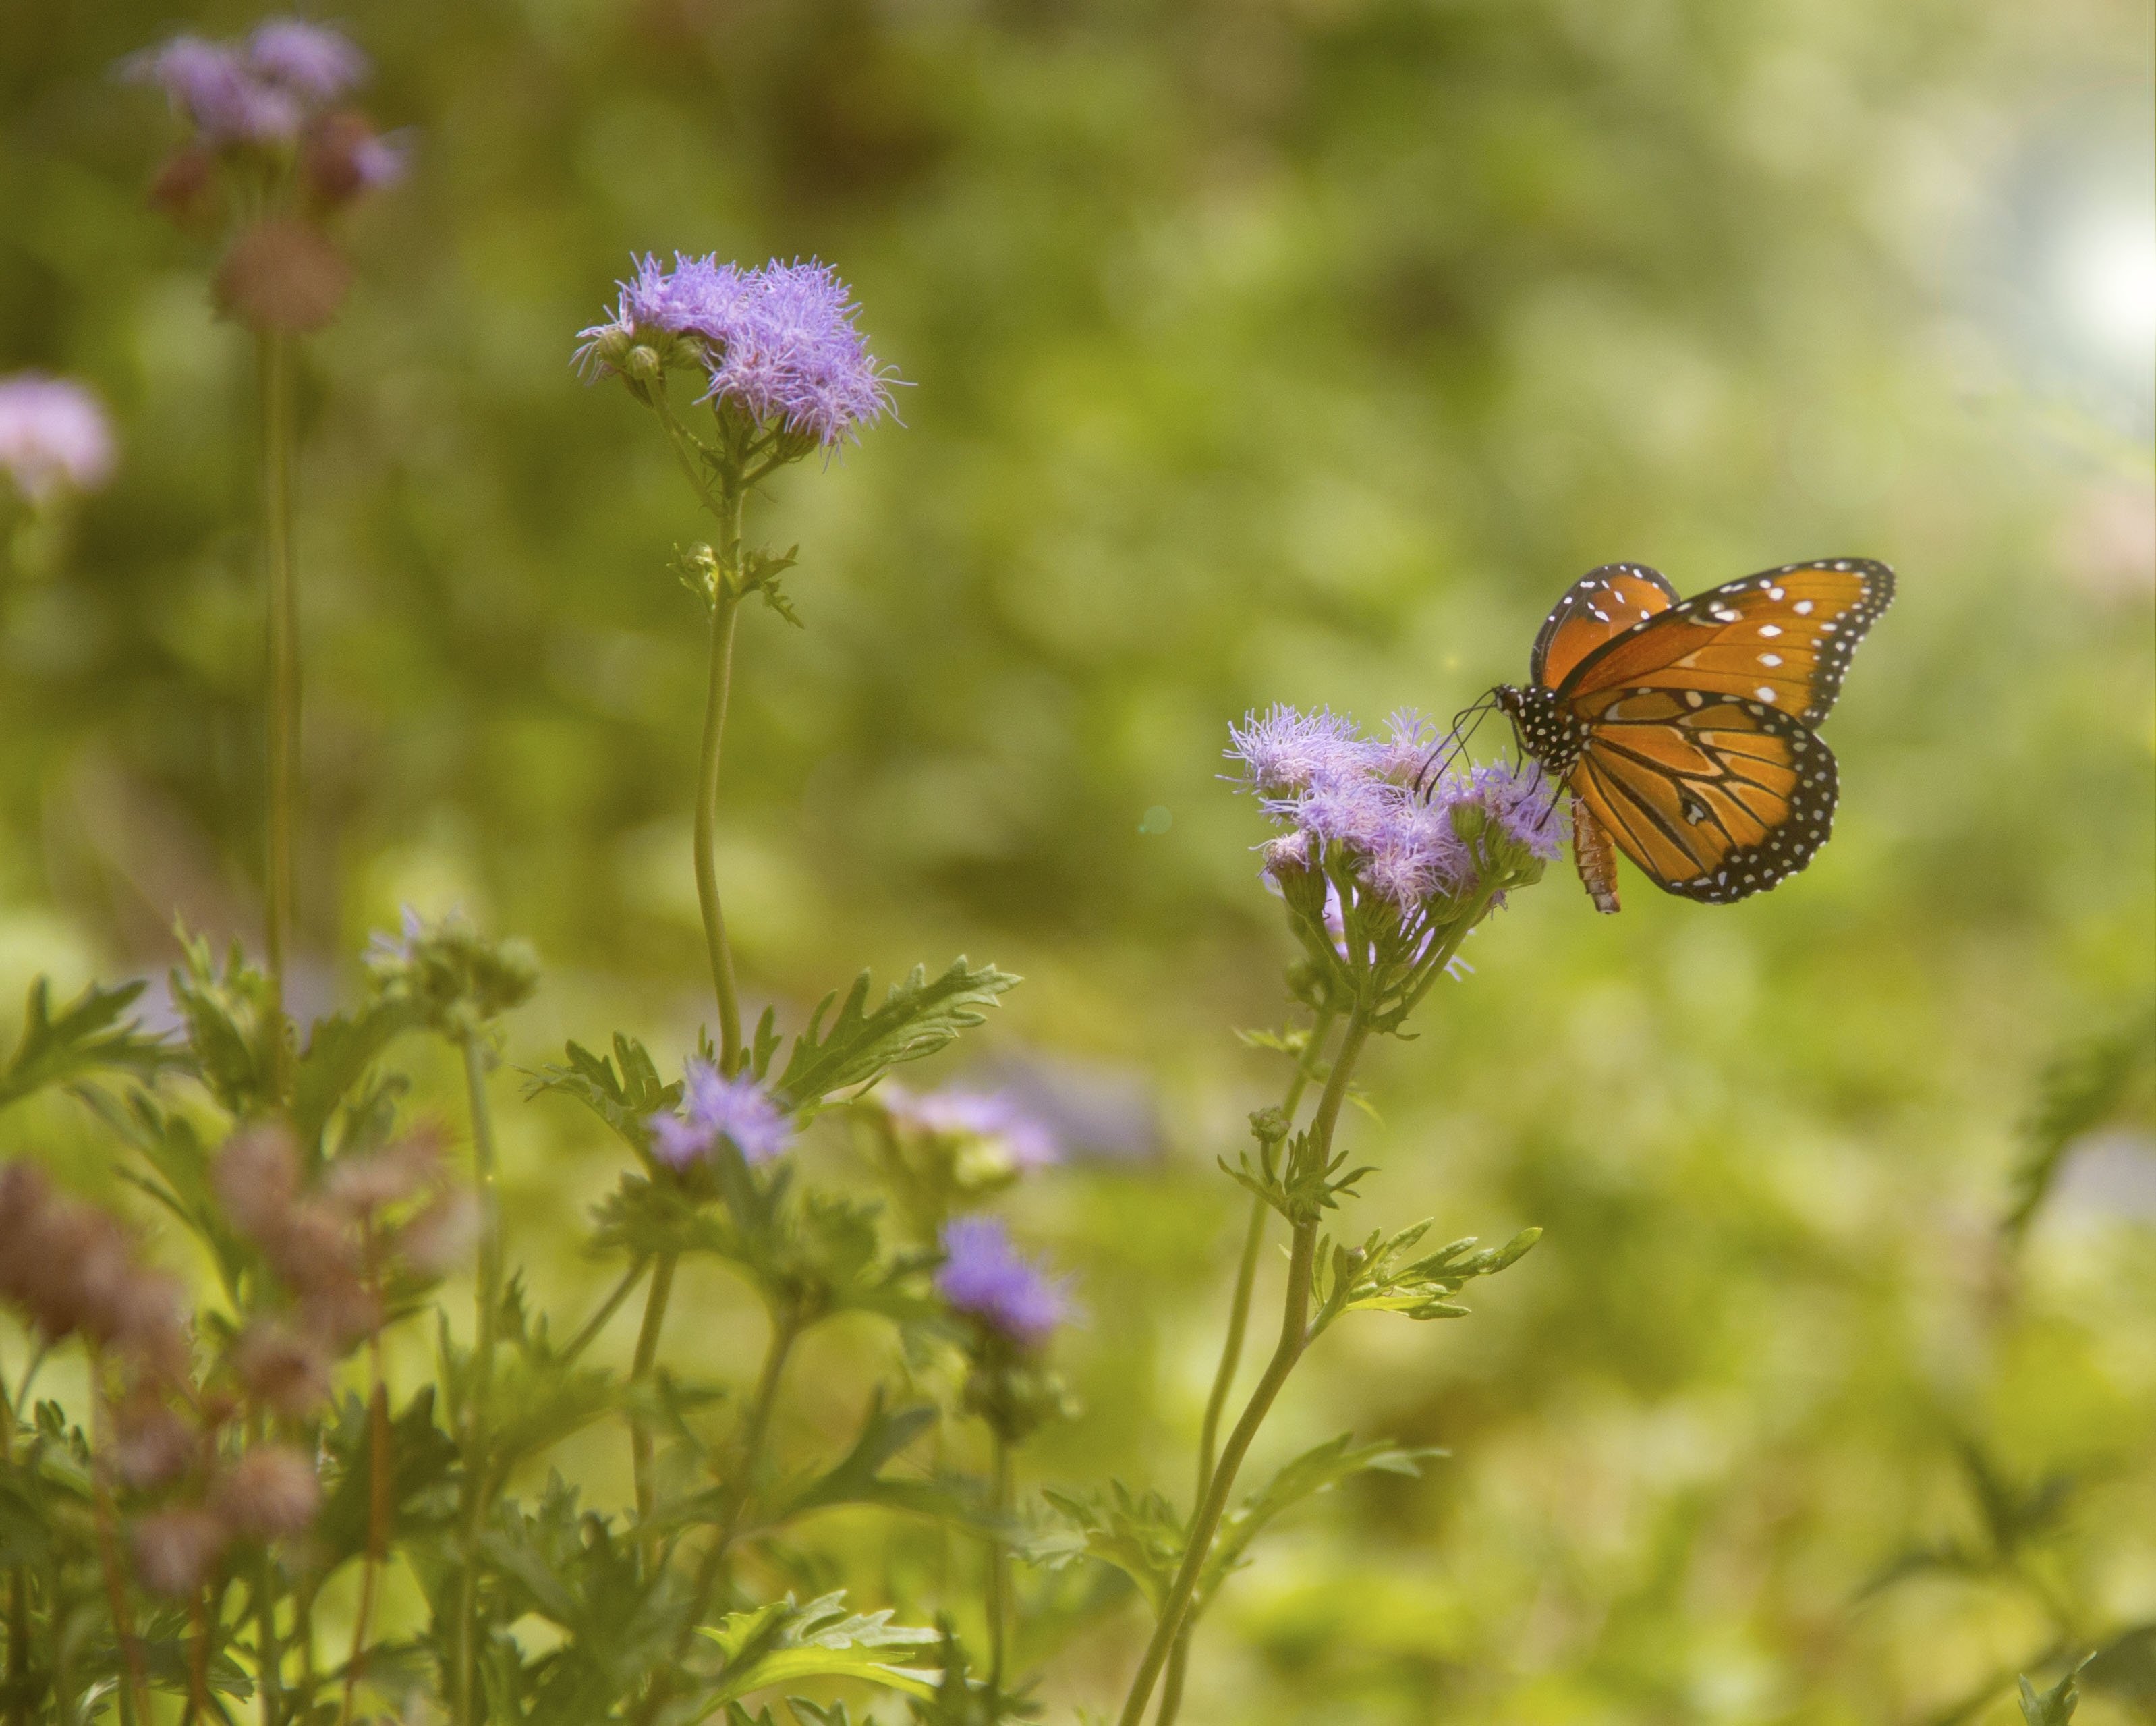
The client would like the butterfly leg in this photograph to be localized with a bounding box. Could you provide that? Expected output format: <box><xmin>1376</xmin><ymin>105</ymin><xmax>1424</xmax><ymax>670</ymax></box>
<box><xmin>1570</xmin><ymin>791</ymin><xmax>1622</xmax><ymax>914</ymax></box>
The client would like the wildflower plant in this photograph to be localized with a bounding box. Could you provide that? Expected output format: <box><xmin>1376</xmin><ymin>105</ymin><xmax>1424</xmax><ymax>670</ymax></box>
<box><xmin>0</xmin><ymin>22</ymin><xmax>1564</xmax><ymax>1721</ymax></box>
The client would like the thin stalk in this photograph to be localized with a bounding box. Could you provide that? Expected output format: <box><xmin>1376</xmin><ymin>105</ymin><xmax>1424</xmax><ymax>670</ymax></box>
<box><xmin>259</xmin><ymin>331</ymin><xmax>299</xmax><ymax>1087</ymax></box>
<box><xmin>339</xmin><ymin>1242</ymin><xmax>389</xmax><ymax>1726</ymax></box>
<box><xmin>456</xmin><ymin>1036</ymin><xmax>503</xmax><ymax>1726</ymax></box>
<box><xmin>2</xmin><ymin>1373</ymin><xmax>23</xmax><ymax>1726</ymax></box>
<box><xmin>86</xmin><ymin>1362</ymin><xmax>145</xmax><ymax>1726</ymax></box>
<box><xmin>1194</xmin><ymin>1006</ymin><xmax>1337</xmax><ymax>1503</ymax></box>
<box><xmin>693</xmin><ymin>551</ymin><xmax>745</xmax><ymax>1071</ymax></box>
<box><xmin>559</xmin><ymin>1258</ymin><xmax>649</xmax><ymax>1368</ymax></box>
<box><xmin>628</xmin><ymin>1252</ymin><xmax>678</xmax><ymax>1568</ymax></box>
<box><xmin>254</xmin><ymin>1545</ymin><xmax>282</xmax><ymax>1726</ymax></box>
<box><xmin>188</xmin><ymin>1590</ymin><xmax>211</xmax><ymax>1723</ymax></box>
<box><xmin>986</xmin><ymin>1434</ymin><xmax>1013</xmax><ymax>1692</ymax></box>
<box><xmin>1116</xmin><ymin>1018</ymin><xmax>1373</xmax><ymax>1726</ymax></box>
<box><xmin>633</xmin><ymin>1313</ymin><xmax>801</xmax><ymax>1726</ymax></box>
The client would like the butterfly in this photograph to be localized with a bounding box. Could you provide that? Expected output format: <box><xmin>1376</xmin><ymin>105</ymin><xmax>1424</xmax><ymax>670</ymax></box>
<box><xmin>1492</xmin><ymin>559</ymin><xmax>1894</xmax><ymax>912</ymax></box>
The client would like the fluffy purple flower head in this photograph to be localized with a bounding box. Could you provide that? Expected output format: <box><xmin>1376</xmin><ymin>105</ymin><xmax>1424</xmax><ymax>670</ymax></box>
<box><xmin>0</xmin><ymin>375</ymin><xmax>117</xmax><ymax>504</ymax></box>
<box><xmin>1467</xmin><ymin>762</ymin><xmax>1566</xmax><ymax>862</ymax></box>
<box><xmin>936</xmin><ymin>1217</ymin><xmax>1069</xmax><ymax>1349</ymax></box>
<box><xmin>575</xmin><ymin>254</ymin><xmax>897</xmax><ymax>447</ymax></box>
<box><xmin>1226</xmin><ymin>704</ymin><xmax>1378</xmax><ymax>796</ymax></box>
<box><xmin>888</xmin><ymin>1086</ymin><xmax>1060</xmax><ymax>1170</ymax></box>
<box><xmin>246</xmin><ymin>19</ymin><xmax>368</xmax><ymax>102</ymax></box>
<box><xmin>121</xmin><ymin>33</ymin><xmax>305</xmax><ymax>145</ymax></box>
<box><xmin>647</xmin><ymin>1060</ymin><xmax>793</xmax><ymax>1170</ymax></box>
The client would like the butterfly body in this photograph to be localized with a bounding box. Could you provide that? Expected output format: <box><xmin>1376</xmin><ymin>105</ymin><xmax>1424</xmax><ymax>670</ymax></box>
<box><xmin>1496</xmin><ymin>558</ymin><xmax>1892</xmax><ymax>911</ymax></box>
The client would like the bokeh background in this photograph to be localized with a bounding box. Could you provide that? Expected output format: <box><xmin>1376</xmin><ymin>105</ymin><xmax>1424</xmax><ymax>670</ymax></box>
<box><xmin>3</xmin><ymin>1</ymin><xmax>2153</xmax><ymax>1720</ymax></box>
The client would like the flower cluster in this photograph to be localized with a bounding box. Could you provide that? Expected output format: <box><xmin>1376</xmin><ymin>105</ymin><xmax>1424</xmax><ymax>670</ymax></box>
<box><xmin>217</xmin><ymin>1124</ymin><xmax>472</xmax><ymax>1365</ymax></box>
<box><xmin>647</xmin><ymin>1059</ymin><xmax>794</xmax><ymax>1171</ymax></box>
<box><xmin>0</xmin><ymin>374</ymin><xmax>117</xmax><ymax>505</ymax></box>
<box><xmin>936</xmin><ymin>1215</ymin><xmax>1070</xmax><ymax>1350</ymax></box>
<box><xmin>1228</xmin><ymin>705</ymin><xmax>1563</xmax><ymax>1025</ymax></box>
<box><xmin>120</xmin><ymin>18</ymin><xmax>384</xmax><ymax>163</ymax></box>
<box><xmin>0</xmin><ymin>1163</ymin><xmax>188</xmax><ymax>1379</ymax></box>
<box><xmin>121</xmin><ymin>17</ymin><xmax>403</xmax><ymax>335</ymax></box>
<box><xmin>366</xmin><ymin>904</ymin><xmax>540</xmax><ymax>1043</ymax></box>
<box><xmin>575</xmin><ymin>254</ymin><xmax>898</xmax><ymax>447</ymax></box>
<box><xmin>1230</xmin><ymin>705</ymin><xmax>1563</xmax><ymax>910</ymax></box>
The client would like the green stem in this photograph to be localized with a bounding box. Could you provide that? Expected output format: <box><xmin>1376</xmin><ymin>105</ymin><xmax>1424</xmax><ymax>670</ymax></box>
<box><xmin>987</xmin><ymin>1434</ymin><xmax>1014</xmax><ymax>1692</ymax></box>
<box><xmin>559</xmin><ymin>1259</ymin><xmax>650</xmax><ymax>1368</ymax></box>
<box><xmin>629</xmin><ymin>1252</ymin><xmax>678</xmax><ymax>1567</ymax></box>
<box><xmin>1116</xmin><ymin>1017</ymin><xmax>1372</xmax><ymax>1726</ymax></box>
<box><xmin>693</xmin><ymin>574</ymin><xmax>745</xmax><ymax>1072</ymax></box>
<box><xmin>259</xmin><ymin>331</ymin><xmax>298</xmax><ymax>1090</ymax></box>
<box><xmin>3</xmin><ymin>1380</ymin><xmax>22</xmax><ymax>1726</ymax></box>
<box><xmin>633</xmin><ymin>1312</ymin><xmax>801</xmax><ymax>1726</ymax></box>
<box><xmin>256</xmin><ymin>1547</ymin><xmax>283</xmax><ymax>1726</ymax></box>
<box><xmin>456</xmin><ymin>1036</ymin><xmax>503</xmax><ymax>1726</ymax></box>
<box><xmin>1194</xmin><ymin>1006</ymin><xmax>1337</xmax><ymax>1505</ymax></box>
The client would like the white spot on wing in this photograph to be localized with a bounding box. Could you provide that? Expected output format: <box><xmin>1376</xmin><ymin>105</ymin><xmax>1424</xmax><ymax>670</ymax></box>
<box><xmin>1756</xmin><ymin>686</ymin><xmax>1778</xmax><ymax>702</ymax></box>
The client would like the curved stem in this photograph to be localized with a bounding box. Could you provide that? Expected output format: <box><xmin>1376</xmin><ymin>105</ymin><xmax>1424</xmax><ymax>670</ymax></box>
<box><xmin>628</xmin><ymin>1252</ymin><xmax>678</xmax><ymax>1568</ymax></box>
<box><xmin>1117</xmin><ymin>1017</ymin><xmax>1372</xmax><ymax>1726</ymax></box>
<box><xmin>693</xmin><ymin>578</ymin><xmax>745</xmax><ymax>1071</ymax></box>
<box><xmin>559</xmin><ymin>1258</ymin><xmax>649</xmax><ymax>1368</ymax></box>
<box><xmin>633</xmin><ymin>1312</ymin><xmax>801</xmax><ymax>1726</ymax></box>
<box><xmin>1194</xmin><ymin>1006</ymin><xmax>1337</xmax><ymax>1505</ymax></box>
<box><xmin>259</xmin><ymin>331</ymin><xmax>298</xmax><ymax>1093</ymax></box>
<box><xmin>455</xmin><ymin>1036</ymin><xmax>503</xmax><ymax>1726</ymax></box>
<box><xmin>987</xmin><ymin>1434</ymin><xmax>1014</xmax><ymax>1690</ymax></box>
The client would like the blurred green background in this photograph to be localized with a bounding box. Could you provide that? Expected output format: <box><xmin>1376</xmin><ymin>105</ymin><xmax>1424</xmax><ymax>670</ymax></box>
<box><xmin>3</xmin><ymin>0</ymin><xmax>2153</xmax><ymax>1720</ymax></box>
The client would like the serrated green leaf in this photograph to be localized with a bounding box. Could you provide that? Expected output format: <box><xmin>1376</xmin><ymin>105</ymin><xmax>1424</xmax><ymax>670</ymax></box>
<box><xmin>1197</xmin><ymin>1434</ymin><xmax>1439</xmax><ymax>1603</ymax></box>
<box><xmin>773</xmin><ymin>959</ymin><xmax>1020</xmax><ymax>1113</ymax></box>
<box><xmin>291</xmin><ymin>997</ymin><xmax>422</xmax><ymax>1152</ymax></box>
<box><xmin>528</xmin><ymin>1033</ymin><xmax>682</xmax><ymax>1157</ymax></box>
<box><xmin>0</xmin><ymin>976</ymin><xmax>179</xmax><ymax>1115</ymax></box>
<box><xmin>698</xmin><ymin>1591</ymin><xmax>940</xmax><ymax>1706</ymax></box>
<box><xmin>2020</xmin><ymin>1657</ymin><xmax>2091</xmax><ymax>1726</ymax></box>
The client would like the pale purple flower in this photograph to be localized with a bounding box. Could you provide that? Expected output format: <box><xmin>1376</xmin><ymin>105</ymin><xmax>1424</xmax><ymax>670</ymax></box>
<box><xmin>1467</xmin><ymin>762</ymin><xmax>1566</xmax><ymax>861</ymax></box>
<box><xmin>648</xmin><ymin>1060</ymin><xmax>791</xmax><ymax>1169</ymax></box>
<box><xmin>575</xmin><ymin>254</ymin><xmax>897</xmax><ymax>446</ymax></box>
<box><xmin>246</xmin><ymin>19</ymin><xmax>368</xmax><ymax>102</ymax></box>
<box><xmin>936</xmin><ymin>1217</ymin><xmax>1069</xmax><ymax>1348</ymax></box>
<box><xmin>886</xmin><ymin>1086</ymin><xmax>1060</xmax><ymax>1170</ymax></box>
<box><xmin>120</xmin><ymin>34</ymin><xmax>305</xmax><ymax>145</ymax></box>
<box><xmin>364</xmin><ymin>903</ymin><xmax>428</xmax><ymax>966</ymax></box>
<box><xmin>0</xmin><ymin>375</ymin><xmax>116</xmax><ymax>504</ymax></box>
<box><xmin>1226</xmin><ymin>704</ymin><xmax>1377</xmax><ymax>796</ymax></box>
<box><xmin>347</xmin><ymin>130</ymin><xmax>407</xmax><ymax>190</ymax></box>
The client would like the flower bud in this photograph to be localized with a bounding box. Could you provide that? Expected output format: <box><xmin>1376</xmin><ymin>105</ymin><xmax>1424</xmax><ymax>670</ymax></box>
<box><xmin>232</xmin><ymin>1319</ymin><xmax>333</xmax><ymax>1418</ymax></box>
<box><xmin>393</xmin><ymin>1188</ymin><xmax>480</xmax><ymax>1277</ymax></box>
<box><xmin>212</xmin><ymin>1445</ymin><xmax>322</xmax><ymax>1540</ymax></box>
<box><xmin>112</xmin><ymin>1395</ymin><xmax>197</xmax><ymax>1490</ymax></box>
<box><xmin>132</xmin><ymin>1507</ymin><xmax>229</xmax><ymax>1597</ymax></box>
<box><xmin>214</xmin><ymin>218</ymin><xmax>351</xmax><ymax>333</ymax></box>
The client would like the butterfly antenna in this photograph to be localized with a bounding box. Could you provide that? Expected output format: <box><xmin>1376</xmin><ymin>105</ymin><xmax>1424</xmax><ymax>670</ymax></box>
<box><xmin>1414</xmin><ymin>693</ymin><xmax>1498</xmax><ymax>796</ymax></box>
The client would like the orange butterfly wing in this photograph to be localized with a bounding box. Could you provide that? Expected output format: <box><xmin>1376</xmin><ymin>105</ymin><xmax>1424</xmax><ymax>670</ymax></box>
<box><xmin>1567</xmin><ymin>686</ymin><xmax>1838</xmax><ymax>902</ymax></box>
<box><xmin>1530</xmin><ymin>562</ymin><xmax>1680</xmax><ymax>689</ymax></box>
<box><xmin>1555</xmin><ymin>559</ymin><xmax>1894</xmax><ymax>726</ymax></box>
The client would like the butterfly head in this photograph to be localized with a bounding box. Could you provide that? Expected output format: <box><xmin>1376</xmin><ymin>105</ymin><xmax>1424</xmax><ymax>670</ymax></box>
<box><xmin>1493</xmin><ymin>683</ymin><xmax>1583</xmax><ymax>772</ymax></box>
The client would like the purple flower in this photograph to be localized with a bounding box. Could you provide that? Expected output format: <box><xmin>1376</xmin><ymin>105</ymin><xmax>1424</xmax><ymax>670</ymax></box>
<box><xmin>1226</xmin><ymin>705</ymin><xmax>1378</xmax><ymax>796</ymax></box>
<box><xmin>0</xmin><ymin>374</ymin><xmax>116</xmax><ymax>504</ymax></box>
<box><xmin>119</xmin><ymin>34</ymin><xmax>306</xmax><ymax>145</ymax></box>
<box><xmin>936</xmin><ymin>1217</ymin><xmax>1069</xmax><ymax>1349</ymax></box>
<box><xmin>886</xmin><ymin>1086</ymin><xmax>1060</xmax><ymax>1170</ymax></box>
<box><xmin>575</xmin><ymin>254</ymin><xmax>898</xmax><ymax>446</ymax></box>
<box><xmin>246</xmin><ymin>19</ymin><xmax>368</xmax><ymax>102</ymax></box>
<box><xmin>647</xmin><ymin>1060</ymin><xmax>792</xmax><ymax>1170</ymax></box>
<box><xmin>1467</xmin><ymin>762</ymin><xmax>1566</xmax><ymax>861</ymax></box>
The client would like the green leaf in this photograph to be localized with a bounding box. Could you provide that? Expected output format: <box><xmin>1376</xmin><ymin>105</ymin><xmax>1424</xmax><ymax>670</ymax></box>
<box><xmin>291</xmin><ymin>997</ymin><xmax>422</xmax><ymax>1152</ymax></box>
<box><xmin>0</xmin><ymin>976</ymin><xmax>178</xmax><ymax>1115</ymax></box>
<box><xmin>167</xmin><ymin>929</ymin><xmax>283</xmax><ymax>1118</ymax></box>
<box><xmin>771</xmin><ymin>1395</ymin><xmax>994</xmax><ymax>1536</ymax></box>
<box><xmin>2020</xmin><ymin>1655</ymin><xmax>2092</xmax><ymax>1726</ymax></box>
<box><xmin>772</xmin><ymin>959</ymin><xmax>1021</xmax><ymax>1113</ymax></box>
<box><xmin>1198</xmin><ymin>1434</ymin><xmax>1438</xmax><ymax>1602</ymax></box>
<box><xmin>2006</xmin><ymin>999</ymin><xmax>2156</xmax><ymax>1238</ymax></box>
<box><xmin>528</xmin><ymin>1034</ymin><xmax>681</xmax><ymax>1157</ymax></box>
<box><xmin>698</xmin><ymin>1591</ymin><xmax>940</xmax><ymax>1706</ymax></box>
<box><xmin>1037</xmin><ymin>1482</ymin><xmax>1185</xmax><ymax>1612</ymax></box>
<box><xmin>313</xmin><ymin>1387</ymin><xmax>460</xmax><ymax>1573</ymax></box>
